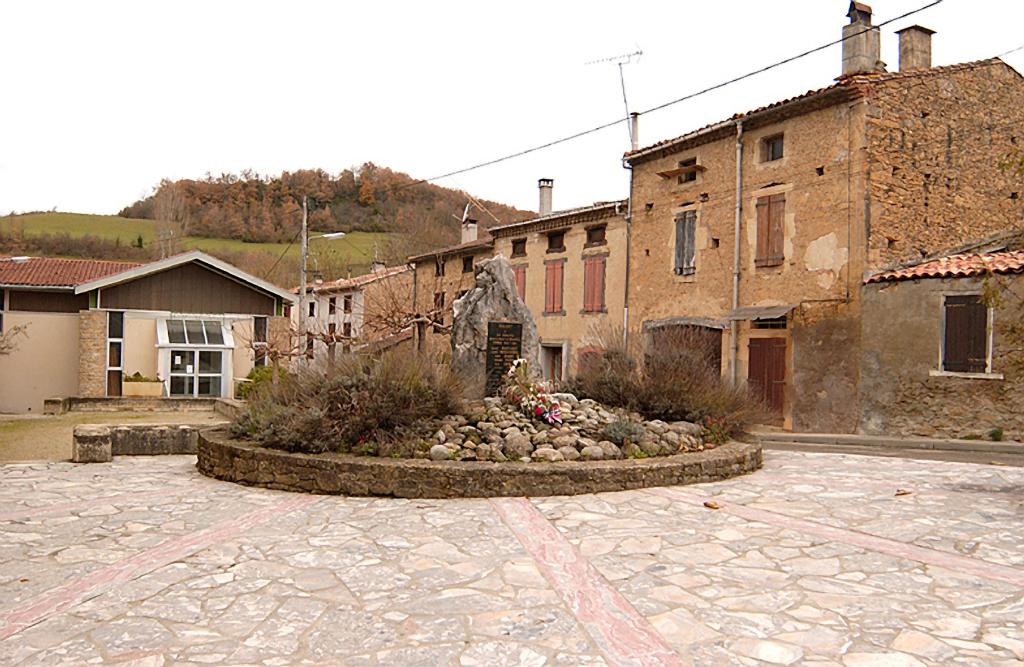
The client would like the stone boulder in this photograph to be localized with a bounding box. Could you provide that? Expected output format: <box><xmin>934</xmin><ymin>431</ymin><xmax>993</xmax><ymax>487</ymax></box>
<box><xmin>451</xmin><ymin>255</ymin><xmax>540</xmax><ymax>398</ymax></box>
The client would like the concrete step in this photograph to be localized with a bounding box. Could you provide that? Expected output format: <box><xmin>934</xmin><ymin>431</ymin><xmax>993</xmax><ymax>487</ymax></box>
<box><xmin>761</xmin><ymin>441</ymin><xmax>1024</xmax><ymax>467</ymax></box>
<box><xmin>749</xmin><ymin>431</ymin><xmax>1024</xmax><ymax>455</ymax></box>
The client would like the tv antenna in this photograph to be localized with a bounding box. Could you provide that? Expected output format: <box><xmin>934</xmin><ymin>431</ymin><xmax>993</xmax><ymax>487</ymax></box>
<box><xmin>586</xmin><ymin>47</ymin><xmax>643</xmax><ymax>147</ymax></box>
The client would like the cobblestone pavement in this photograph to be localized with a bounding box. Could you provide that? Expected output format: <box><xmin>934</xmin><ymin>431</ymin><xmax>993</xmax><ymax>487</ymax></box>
<box><xmin>0</xmin><ymin>452</ymin><xmax>1022</xmax><ymax>666</ymax></box>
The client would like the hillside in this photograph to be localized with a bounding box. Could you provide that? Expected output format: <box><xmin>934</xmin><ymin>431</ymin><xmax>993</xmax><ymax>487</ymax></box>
<box><xmin>118</xmin><ymin>164</ymin><xmax>532</xmax><ymax>256</ymax></box>
<box><xmin>1</xmin><ymin>164</ymin><xmax>533</xmax><ymax>287</ymax></box>
<box><xmin>0</xmin><ymin>212</ymin><xmax>389</xmax><ymax>287</ymax></box>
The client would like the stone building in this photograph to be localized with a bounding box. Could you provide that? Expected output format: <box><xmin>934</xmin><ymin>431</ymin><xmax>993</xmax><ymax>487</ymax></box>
<box><xmin>294</xmin><ymin>262</ymin><xmax>413</xmax><ymax>365</ymax></box>
<box><xmin>0</xmin><ymin>251</ymin><xmax>294</xmax><ymax>412</ymax></box>
<box><xmin>408</xmin><ymin>219</ymin><xmax>494</xmax><ymax>358</ymax></box>
<box><xmin>623</xmin><ymin>2</ymin><xmax>1024</xmax><ymax>430</ymax></box>
<box><xmin>489</xmin><ymin>180</ymin><xmax>628</xmax><ymax>381</ymax></box>
<box><xmin>861</xmin><ymin>250</ymin><xmax>1024</xmax><ymax>440</ymax></box>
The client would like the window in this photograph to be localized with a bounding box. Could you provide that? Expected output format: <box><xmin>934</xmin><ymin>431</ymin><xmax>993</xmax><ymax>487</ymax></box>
<box><xmin>343</xmin><ymin>322</ymin><xmax>352</xmax><ymax>338</ymax></box>
<box><xmin>433</xmin><ymin>291</ymin><xmax>445</xmax><ymax>310</ymax></box>
<box><xmin>755</xmin><ymin>194</ymin><xmax>785</xmax><ymax>267</ymax></box>
<box><xmin>328</xmin><ymin>297</ymin><xmax>336</xmax><ymax>315</ymax></box>
<box><xmin>585</xmin><ymin>225</ymin><xmax>606</xmax><ymax>246</ymax></box>
<box><xmin>462</xmin><ymin>256</ymin><xmax>474</xmax><ymax>273</ymax></box>
<box><xmin>583</xmin><ymin>255</ymin><xmax>607</xmax><ymax>313</ymax></box>
<box><xmin>547</xmin><ymin>231</ymin><xmax>566</xmax><ymax>253</ymax></box>
<box><xmin>435</xmin><ymin>259</ymin><xmax>446</xmax><ymax>277</ymax></box>
<box><xmin>343</xmin><ymin>294</ymin><xmax>353</xmax><ymax>313</ymax></box>
<box><xmin>308</xmin><ymin>301</ymin><xmax>316</xmax><ymax>318</ymax></box>
<box><xmin>165</xmin><ymin>319</ymin><xmax>225</xmax><ymax>345</ymax></box>
<box><xmin>513</xmin><ymin>266</ymin><xmax>527</xmax><ymax>302</ymax></box>
<box><xmin>305</xmin><ymin>334</ymin><xmax>314</xmax><ymax>359</ymax></box>
<box><xmin>253</xmin><ymin>317</ymin><xmax>268</xmax><ymax>344</ymax></box>
<box><xmin>762</xmin><ymin>134</ymin><xmax>784</xmax><ymax>162</ymax></box>
<box><xmin>942</xmin><ymin>295</ymin><xmax>989</xmax><ymax>373</ymax></box>
<box><xmin>544</xmin><ymin>260</ymin><xmax>564</xmax><ymax>314</ymax></box>
<box><xmin>677</xmin><ymin>157</ymin><xmax>698</xmax><ymax>184</ymax></box>
<box><xmin>328</xmin><ymin>322</ymin><xmax>337</xmax><ymax>337</ymax></box>
<box><xmin>328</xmin><ymin>323</ymin><xmax>337</xmax><ymax>364</ymax></box>
<box><xmin>753</xmin><ymin>316</ymin><xmax>787</xmax><ymax>330</ymax></box>
<box><xmin>674</xmin><ymin>210</ymin><xmax>697</xmax><ymax>276</ymax></box>
<box><xmin>512</xmin><ymin>238</ymin><xmax>527</xmax><ymax>257</ymax></box>
<box><xmin>0</xmin><ymin>289</ymin><xmax>6</xmax><ymax>333</ymax></box>
<box><xmin>106</xmin><ymin>311</ymin><xmax>124</xmax><ymax>397</ymax></box>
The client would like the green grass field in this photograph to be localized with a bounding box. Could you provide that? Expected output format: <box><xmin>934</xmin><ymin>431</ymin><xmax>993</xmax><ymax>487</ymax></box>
<box><xmin>1</xmin><ymin>212</ymin><xmax>390</xmax><ymax>284</ymax></box>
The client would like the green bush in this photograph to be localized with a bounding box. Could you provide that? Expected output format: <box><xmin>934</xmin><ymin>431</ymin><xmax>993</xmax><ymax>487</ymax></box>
<box><xmin>232</xmin><ymin>351</ymin><xmax>460</xmax><ymax>455</ymax></box>
<box><xmin>569</xmin><ymin>326</ymin><xmax>763</xmax><ymax>438</ymax></box>
<box><xmin>600</xmin><ymin>420</ymin><xmax>645</xmax><ymax>446</ymax></box>
<box><xmin>236</xmin><ymin>364</ymin><xmax>288</xmax><ymax>400</ymax></box>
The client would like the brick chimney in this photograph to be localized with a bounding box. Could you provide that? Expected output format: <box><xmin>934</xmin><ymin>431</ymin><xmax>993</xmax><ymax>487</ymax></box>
<box><xmin>842</xmin><ymin>2</ymin><xmax>882</xmax><ymax>76</ymax></box>
<box><xmin>461</xmin><ymin>218</ymin><xmax>479</xmax><ymax>244</ymax></box>
<box><xmin>897</xmin><ymin>25</ymin><xmax>935</xmax><ymax>72</ymax></box>
<box><xmin>538</xmin><ymin>178</ymin><xmax>553</xmax><ymax>216</ymax></box>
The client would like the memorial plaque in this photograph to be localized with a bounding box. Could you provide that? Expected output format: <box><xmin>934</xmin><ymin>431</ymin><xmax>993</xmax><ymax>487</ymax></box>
<box><xmin>485</xmin><ymin>321</ymin><xmax>523</xmax><ymax>395</ymax></box>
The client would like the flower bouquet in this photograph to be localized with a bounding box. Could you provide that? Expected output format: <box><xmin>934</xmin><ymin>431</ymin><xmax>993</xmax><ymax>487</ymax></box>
<box><xmin>503</xmin><ymin>359</ymin><xmax>563</xmax><ymax>426</ymax></box>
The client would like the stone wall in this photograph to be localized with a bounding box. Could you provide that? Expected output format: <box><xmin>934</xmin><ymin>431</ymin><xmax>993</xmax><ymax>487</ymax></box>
<box><xmin>791</xmin><ymin>301</ymin><xmax>861</xmax><ymax>433</ymax></box>
<box><xmin>860</xmin><ymin>275</ymin><xmax>1024</xmax><ymax>440</ymax></box>
<box><xmin>78</xmin><ymin>309</ymin><xmax>107</xmax><ymax>398</ymax></box>
<box><xmin>197</xmin><ymin>428</ymin><xmax>763</xmax><ymax>499</ymax></box>
<box><xmin>866</xmin><ymin>62</ymin><xmax>1024</xmax><ymax>268</ymax></box>
<box><xmin>72</xmin><ymin>422</ymin><xmax>226</xmax><ymax>461</ymax></box>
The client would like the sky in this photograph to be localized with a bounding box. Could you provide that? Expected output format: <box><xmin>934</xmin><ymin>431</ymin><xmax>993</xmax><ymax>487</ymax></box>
<box><xmin>2</xmin><ymin>0</ymin><xmax>1023</xmax><ymax>218</ymax></box>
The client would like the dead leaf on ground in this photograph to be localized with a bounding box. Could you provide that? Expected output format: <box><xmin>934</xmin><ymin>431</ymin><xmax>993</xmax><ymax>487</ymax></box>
<box><xmin>990</xmin><ymin>461</ymin><xmax>1007</xmax><ymax>466</ymax></box>
<box><xmin>895</xmin><ymin>489</ymin><xmax>912</xmax><ymax>496</ymax></box>
<box><xmin>703</xmin><ymin>501</ymin><xmax>721</xmax><ymax>510</ymax></box>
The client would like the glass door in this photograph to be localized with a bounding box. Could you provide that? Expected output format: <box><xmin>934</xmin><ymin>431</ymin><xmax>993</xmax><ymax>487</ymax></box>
<box><xmin>169</xmin><ymin>350</ymin><xmax>224</xmax><ymax>397</ymax></box>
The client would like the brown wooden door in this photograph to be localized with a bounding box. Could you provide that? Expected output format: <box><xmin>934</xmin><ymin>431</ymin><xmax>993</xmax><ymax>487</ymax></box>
<box><xmin>748</xmin><ymin>338</ymin><xmax>786</xmax><ymax>418</ymax></box>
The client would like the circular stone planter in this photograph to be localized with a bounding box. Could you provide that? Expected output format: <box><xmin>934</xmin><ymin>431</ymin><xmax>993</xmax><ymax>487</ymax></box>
<box><xmin>197</xmin><ymin>428</ymin><xmax>763</xmax><ymax>499</ymax></box>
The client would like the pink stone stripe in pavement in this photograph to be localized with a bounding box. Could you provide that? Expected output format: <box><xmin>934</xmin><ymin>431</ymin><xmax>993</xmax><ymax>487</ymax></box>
<box><xmin>649</xmin><ymin>486</ymin><xmax>1024</xmax><ymax>588</ymax></box>
<box><xmin>492</xmin><ymin>497</ymin><xmax>684</xmax><ymax>667</ymax></box>
<box><xmin>0</xmin><ymin>494</ymin><xmax>319</xmax><ymax>641</ymax></box>
<box><xmin>0</xmin><ymin>489</ymin><xmax>172</xmax><ymax>523</ymax></box>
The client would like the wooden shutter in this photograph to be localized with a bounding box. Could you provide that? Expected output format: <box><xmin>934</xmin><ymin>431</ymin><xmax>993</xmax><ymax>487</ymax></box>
<box><xmin>545</xmin><ymin>261</ymin><xmax>564</xmax><ymax>313</ymax></box>
<box><xmin>583</xmin><ymin>256</ymin><xmax>606</xmax><ymax>312</ymax></box>
<box><xmin>755</xmin><ymin>197</ymin><xmax>770</xmax><ymax>265</ymax></box>
<box><xmin>513</xmin><ymin>266</ymin><xmax>526</xmax><ymax>301</ymax></box>
<box><xmin>674</xmin><ymin>214</ymin><xmax>685</xmax><ymax>273</ymax></box>
<box><xmin>553</xmin><ymin>262</ymin><xmax>563</xmax><ymax>312</ymax></box>
<box><xmin>768</xmin><ymin>194</ymin><xmax>785</xmax><ymax>264</ymax></box>
<box><xmin>594</xmin><ymin>256</ymin><xmax>606</xmax><ymax>310</ymax></box>
<box><xmin>683</xmin><ymin>211</ymin><xmax>696</xmax><ymax>274</ymax></box>
<box><xmin>944</xmin><ymin>295</ymin><xmax>988</xmax><ymax>372</ymax></box>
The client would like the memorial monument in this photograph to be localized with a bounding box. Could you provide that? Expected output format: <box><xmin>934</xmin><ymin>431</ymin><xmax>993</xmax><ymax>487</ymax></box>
<box><xmin>451</xmin><ymin>256</ymin><xmax>540</xmax><ymax>398</ymax></box>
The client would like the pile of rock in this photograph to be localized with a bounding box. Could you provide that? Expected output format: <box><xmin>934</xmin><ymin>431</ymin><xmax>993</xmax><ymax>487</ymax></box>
<box><xmin>423</xmin><ymin>393</ymin><xmax>707</xmax><ymax>463</ymax></box>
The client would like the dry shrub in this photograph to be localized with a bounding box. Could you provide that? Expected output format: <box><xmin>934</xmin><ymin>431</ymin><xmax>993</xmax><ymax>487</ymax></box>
<box><xmin>570</xmin><ymin>326</ymin><xmax>764</xmax><ymax>438</ymax></box>
<box><xmin>233</xmin><ymin>350</ymin><xmax>460</xmax><ymax>454</ymax></box>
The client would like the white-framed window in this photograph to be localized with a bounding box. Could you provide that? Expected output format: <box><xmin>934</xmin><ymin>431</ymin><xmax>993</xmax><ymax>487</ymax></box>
<box><xmin>157</xmin><ymin>318</ymin><xmax>234</xmax><ymax>397</ymax></box>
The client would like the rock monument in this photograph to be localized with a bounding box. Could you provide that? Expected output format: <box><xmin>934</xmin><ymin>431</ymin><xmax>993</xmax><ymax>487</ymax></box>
<box><xmin>451</xmin><ymin>255</ymin><xmax>540</xmax><ymax>398</ymax></box>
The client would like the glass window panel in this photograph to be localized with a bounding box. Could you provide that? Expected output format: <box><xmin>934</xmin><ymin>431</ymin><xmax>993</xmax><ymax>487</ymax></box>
<box><xmin>167</xmin><ymin>319</ymin><xmax>186</xmax><ymax>344</ymax></box>
<box><xmin>108</xmin><ymin>342</ymin><xmax>122</xmax><ymax>368</ymax></box>
<box><xmin>170</xmin><ymin>351</ymin><xmax>194</xmax><ymax>373</ymax></box>
<box><xmin>197</xmin><ymin>376</ymin><xmax>221</xmax><ymax>397</ymax></box>
<box><xmin>184</xmin><ymin>320</ymin><xmax>205</xmax><ymax>344</ymax></box>
<box><xmin>106</xmin><ymin>370</ymin><xmax>122</xmax><ymax>397</ymax></box>
<box><xmin>170</xmin><ymin>376</ymin><xmax>194</xmax><ymax>396</ymax></box>
<box><xmin>204</xmin><ymin>321</ymin><xmax>224</xmax><ymax>345</ymax></box>
<box><xmin>108</xmin><ymin>311</ymin><xmax>124</xmax><ymax>339</ymax></box>
<box><xmin>253</xmin><ymin>317</ymin><xmax>267</xmax><ymax>343</ymax></box>
<box><xmin>198</xmin><ymin>351</ymin><xmax>221</xmax><ymax>373</ymax></box>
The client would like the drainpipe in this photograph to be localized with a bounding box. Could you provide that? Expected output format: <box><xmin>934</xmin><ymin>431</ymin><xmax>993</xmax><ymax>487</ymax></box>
<box><xmin>622</xmin><ymin>114</ymin><xmax>639</xmax><ymax>347</ymax></box>
<box><xmin>730</xmin><ymin>121</ymin><xmax>744</xmax><ymax>383</ymax></box>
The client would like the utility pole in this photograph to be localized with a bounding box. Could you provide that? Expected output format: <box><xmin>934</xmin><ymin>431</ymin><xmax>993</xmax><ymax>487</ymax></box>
<box><xmin>298</xmin><ymin>196</ymin><xmax>308</xmax><ymax>342</ymax></box>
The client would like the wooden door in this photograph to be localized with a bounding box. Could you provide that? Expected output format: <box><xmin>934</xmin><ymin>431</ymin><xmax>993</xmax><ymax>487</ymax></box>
<box><xmin>748</xmin><ymin>338</ymin><xmax>786</xmax><ymax>418</ymax></box>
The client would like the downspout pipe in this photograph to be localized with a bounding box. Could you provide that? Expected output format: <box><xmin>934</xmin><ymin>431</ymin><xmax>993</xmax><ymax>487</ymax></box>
<box><xmin>622</xmin><ymin>112</ymin><xmax>639</xmax><ymax>348</ymax></box>
<box><xmin>730</xmin><ymin>121</ymin><xmax>744</xmax><ymax>384</ymax></box>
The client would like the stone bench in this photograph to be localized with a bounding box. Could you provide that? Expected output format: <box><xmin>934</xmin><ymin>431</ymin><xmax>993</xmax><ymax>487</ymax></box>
<box><xmin>71</xmin><ymin>423</ymin><xmax>227</xmax><ymax>462</ymax></box>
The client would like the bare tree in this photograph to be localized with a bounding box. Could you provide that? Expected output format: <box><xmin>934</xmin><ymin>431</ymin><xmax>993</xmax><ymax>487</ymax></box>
<box><xmin>0</xmin><ymin>324</ymin><xmax>28</xmax><ymax>356</ymax></box>
<box><xmin>153</xmin><ymin>180</ymin><xmax>190</xmax><ymax>259</ymax></box>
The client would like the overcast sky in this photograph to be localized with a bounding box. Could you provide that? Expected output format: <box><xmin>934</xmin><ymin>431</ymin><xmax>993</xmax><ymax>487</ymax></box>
<box><xmin>2</xmin><ymin>0</ymin><xmax>1023</xmax><ymax>218</ymax></box>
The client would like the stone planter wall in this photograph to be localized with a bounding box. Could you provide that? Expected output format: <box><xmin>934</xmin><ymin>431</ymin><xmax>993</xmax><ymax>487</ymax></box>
<box><xmin>72</xmin><ymin>422</ymin><xmax>228</xmax><ymax>462</ymax></box>
<box><xmin>197</xmin><ymin>428</ymin><xmax>763</xmax><ymax>498</ymax></box>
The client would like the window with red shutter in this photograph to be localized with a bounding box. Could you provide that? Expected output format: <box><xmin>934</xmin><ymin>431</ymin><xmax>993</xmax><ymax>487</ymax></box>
<box><xmin>545</xmin><ymin>261</ymin><xmax>564</xmax><ymax>314</ymax></box>
<box><xmin>583</xmin><ymin>256</ymin><xmax>606</xmax><ymax>312</ymax></box>
<box><xmin>513</xmin><ymin>266</ymin><xmax>526</xmax><ymax>302</ymax></box>
<box><xmin>755</xmin><ymin>194</ymin><xmax>785</xmax><ymax>267</ymax></box>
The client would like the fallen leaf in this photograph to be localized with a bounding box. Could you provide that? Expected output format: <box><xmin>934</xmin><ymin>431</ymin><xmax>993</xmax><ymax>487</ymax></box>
<box><xmin>895</xmin><ymin>489</ymin><xmax>912</xmax><ymax>496</ymax></box>
<box><xmin>703</xmin><ymin>501</ymin><xmax>721</xmax><ymax>510</ymax></box>
<box><xmin>990</xmin><ymin>461</ymin><xmax>1007</xmax><ymax>466</ymax></box>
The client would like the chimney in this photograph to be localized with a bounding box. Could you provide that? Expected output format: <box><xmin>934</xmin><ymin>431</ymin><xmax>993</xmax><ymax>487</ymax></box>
<box><xmin>629</xmin><ymin>112</ymin><xmax>640</xmax><ymax>152</ymax></box>
<box><xmin>842</xmin><ymin>2</ymin><xmax>882</xmax><ymax>77</ymax></box>
<box><xmin>538</xmin><ymin>178</ymin><xmax>553</xmax><ymax>216</ymax></box>
<box><xmin>370</xmin><ymin>260</ymin><xmax>386</xmax><ymax>273</ymax></box>
<box><xmin>897</xmin><ymin>25</ymin><xmax>935</xmax><ymax>72</ymax></box>
<box><xmin>460</xmin><ymin>218</ymin><xmax>479</xmax><ymax>244</ymax></box>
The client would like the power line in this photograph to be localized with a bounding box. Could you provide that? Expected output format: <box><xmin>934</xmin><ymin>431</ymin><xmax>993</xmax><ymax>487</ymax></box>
<box><xmin>387</xmin><ymin>0</ymin><xmax>945</xmax><ymax>193</ymax></box>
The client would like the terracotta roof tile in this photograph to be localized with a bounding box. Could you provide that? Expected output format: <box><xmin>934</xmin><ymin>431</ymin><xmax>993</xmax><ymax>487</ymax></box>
<box><xmin>865</xmin><ymin>250</ymin><xmax>1024</xmax><ymax>284</ymax></box>
<box><xmin>294</xmin><ymin>264</ymin><xmax>412</xmax><ymax>294</ymax></box>
<box><xmin>0</xmin><ymin>256</ymin><xmax>141</xmax><ymax>288</ymax></box>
